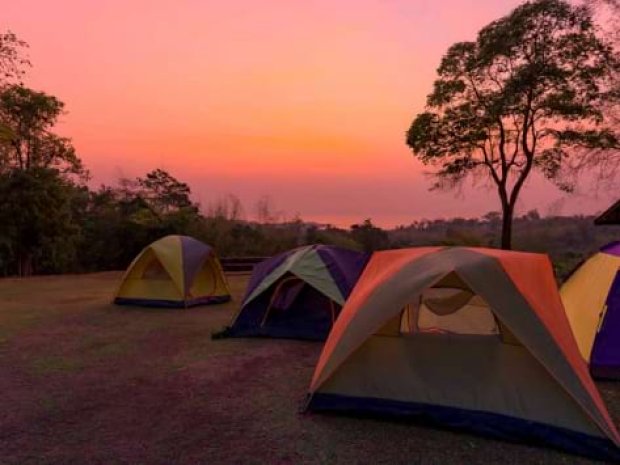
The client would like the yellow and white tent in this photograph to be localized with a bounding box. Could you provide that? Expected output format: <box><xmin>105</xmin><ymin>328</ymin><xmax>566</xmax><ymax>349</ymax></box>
<box><xmin>114</xmin><ymin>235</ymin><xmax>230</xmax><ymax>308</ymax></box>
<box><xmin>307</xmin><ymin>247</ymin><xmax>620</xmax><ymax>460</ymax></box>
<box><xmin>561</xmin><ymin>242</ymin><xmax>620</xmax><ymax>378</ymax></box>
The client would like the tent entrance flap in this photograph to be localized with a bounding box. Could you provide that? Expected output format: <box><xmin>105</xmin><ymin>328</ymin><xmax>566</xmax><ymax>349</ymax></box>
<box><xmin>189</xmin><ymin>259</ymin><xmax>218</xmax><ymax>297</ymax></box>
<box><xmin>142</xmin><ymin>258</ymin><xmax>172</xmax><ymax>280</ymax></box>
<box><xmin>380</xmin><ymin>274</ymin><xmax>500</xmax><ymax>337</ymax></box>
<box><xmin>261</xmin><ymin>276</ymin><xmax>306</xmax><ymax>326</ymax></box>
<box><xmin>417</xmin><ymin>289</ymin><xmax>498</xmax><ymax>336</ymax></box>
<box><xmin>261</xmin><ymin>277</ymin><xmax>339</xmax><ymax>335</ymax></box>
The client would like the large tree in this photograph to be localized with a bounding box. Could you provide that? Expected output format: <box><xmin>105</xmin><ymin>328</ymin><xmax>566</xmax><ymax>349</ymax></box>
<box><xmin>0</xmin><ymin>86</ymin><xmax>85</xmax><ymax>275</ymax></box>
<box><xmin>406</xmin><ymin>0</ymin><xmax>620</xmax><ymax>249</ymax></box>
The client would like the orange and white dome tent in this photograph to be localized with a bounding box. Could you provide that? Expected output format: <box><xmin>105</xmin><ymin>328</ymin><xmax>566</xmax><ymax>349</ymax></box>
<box><xmin>306</xmin><ymin>247</ymin><xmax>620</xmax><ymax>461</ymax></box>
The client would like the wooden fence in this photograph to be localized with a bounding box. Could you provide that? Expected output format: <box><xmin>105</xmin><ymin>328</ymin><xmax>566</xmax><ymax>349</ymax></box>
<box><xmin>220</xmin><ymin>257</ymin><xmax>268</xmax><ymax>273</ymax></box>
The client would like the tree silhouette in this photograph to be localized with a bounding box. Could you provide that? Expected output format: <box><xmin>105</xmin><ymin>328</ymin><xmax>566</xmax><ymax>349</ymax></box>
<box><xmin>407</xmin><ymin>0</ymin><xmax>620</xmax><ymax>249</ymax></box>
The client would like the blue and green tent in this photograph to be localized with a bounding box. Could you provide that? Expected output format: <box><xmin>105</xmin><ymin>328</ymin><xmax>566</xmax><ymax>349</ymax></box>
<box><xmin>225</xmin><ymin>245</ymin><xmax>369</xmax><ymax>340</ymax></box>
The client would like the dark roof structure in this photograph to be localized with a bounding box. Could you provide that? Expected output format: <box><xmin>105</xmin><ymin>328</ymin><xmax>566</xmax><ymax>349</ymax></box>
<box><xmin>595</xmin><ymin>199</ymin><xmax>620</xmax><ymax>226</ymax></box>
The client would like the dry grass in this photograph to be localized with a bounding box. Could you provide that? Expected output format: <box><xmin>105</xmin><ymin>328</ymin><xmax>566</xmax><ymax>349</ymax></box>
<box><xmin>0</xmin><ymin>272</ymin><xmax>618</xmax><ymax>465</ymax></box>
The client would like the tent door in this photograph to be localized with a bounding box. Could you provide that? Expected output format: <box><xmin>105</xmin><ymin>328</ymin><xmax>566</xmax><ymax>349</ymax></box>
<box><xmin>142</xmin><ymin>258</ymin><xmax>172</xmax><ymax>281</ymax></box>
<box><xmin>261</xmin><ymin>276</ymin><xmax>305</xmax><ymax>327</ymax></box>
<box><xmin>189</xmin><ymin>259</ymin><xmax>217</xmax><ymax>299</ymax></box>
<box><xmin>261</xmin><ymin>276</ymin><xmax>338</xmax><ymax>336</ymax></box>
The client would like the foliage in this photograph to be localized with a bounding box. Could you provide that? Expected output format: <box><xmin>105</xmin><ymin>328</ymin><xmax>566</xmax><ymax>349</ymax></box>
<box><xmin>350</xmin><ymin>219</ymin><xmax>390</xmax><ymax>252</ymax></box>
<box><xmin>390</xmin><ymin>210</ymin><xmax>617</xmax><ymax>280</ymax></box>
<box><xmin>137</xmin><ymin>168</ymin><xmax>196</xmax><ymax>215</ymax></box>
<box><xmin>0</xmin><ymin>30</ymin><xmax>29</xmax><ymax>87</ymax></box>
<box><xmin>306</xmin><ymin>225</ymin><xmax>363</xmax><ymax>251</ymax></box>
<box><xmin>0</xmin><ymin>83</ymin><xmax>87</xmax><ymax>275</ymax></box>
<box><xmin>0</xmin><ymin>86</ymin><xmax>85</xmax><ymax>177</ymax></box>
<box><xmin>0</xmin><ymin>168</ymin><xmax>81</xmax><ymax>276</ymax></box>
<box><xmin>207</xmin><ymin>194</ymin><xmax>245</xmax><ymax>221</ymax></box>
<box><xmin>406</xmin><ymin>0</ymin><xmax>620</xmax><ymax>249</ymax></box>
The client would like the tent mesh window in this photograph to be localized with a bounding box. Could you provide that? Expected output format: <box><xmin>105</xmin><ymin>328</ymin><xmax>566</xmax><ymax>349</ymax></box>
<box><xmin>400</xmin><ymin>288</ymin><xmax>499</xmax><ymax>336</ymax></box>
<box><xmin>142</xmin><ymin>259</ymin><xmax>170</xmax><ymax>280</ymax></box>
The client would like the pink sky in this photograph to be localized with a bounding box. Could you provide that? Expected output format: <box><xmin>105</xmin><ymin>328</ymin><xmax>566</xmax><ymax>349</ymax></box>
<box><xmin>4</xmin><ymin>0</ymin><xmax>617</xmax><ymax>226</ymax></box>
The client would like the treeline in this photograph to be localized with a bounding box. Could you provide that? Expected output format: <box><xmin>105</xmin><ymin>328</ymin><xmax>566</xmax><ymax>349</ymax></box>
<box><xmin>390</xmin><ymin>213</ymin><xmax>617</xmax><ymax>279</ymax></box>
<box><xmin>0</xmin><ymin>83</ymin><xmax>614</xmax><ymax>278</ymax></box>
<box><xmin>0</xmin><ymin>153</ymin><xmax>615</xmax><ymax>280</ymax></box>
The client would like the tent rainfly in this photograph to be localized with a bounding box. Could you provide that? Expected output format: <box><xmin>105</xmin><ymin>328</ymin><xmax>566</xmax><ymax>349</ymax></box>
<box><xmin>222</xmin><ymin>245</ymin><xmax>369</xmax><ymax>340</ymax></box>
<box><xmin>561</xmin><ymin>242</ymin><xmax>620</xmax><ymax>379</ymax></box>
<box><xmin>114</xmin><ymin>235</ymin><xmax>230</xmax><ymax>308</ymax></box>
<box><xmin>306</xmin><ymin>247</ymin><xmax>620</xmax><ymax>461</ymax></box>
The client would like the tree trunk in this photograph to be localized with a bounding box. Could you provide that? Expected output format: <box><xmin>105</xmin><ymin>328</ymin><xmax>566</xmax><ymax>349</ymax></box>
<box><xmin>17</xmin><ymin>251</ymin><xmax>33</xmax><ymax>277</ymax></box>
<box><xmin>500</xmin><ymin>203</ymin><xmax>514</xmax><ymax>250</ymax></box>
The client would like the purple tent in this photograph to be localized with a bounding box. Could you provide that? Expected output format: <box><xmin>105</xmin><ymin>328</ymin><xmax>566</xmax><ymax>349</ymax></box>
<box><xmin>224</xmin><ymin>245</ymin><xmax>370</xmax><ymax>340</ymax></box>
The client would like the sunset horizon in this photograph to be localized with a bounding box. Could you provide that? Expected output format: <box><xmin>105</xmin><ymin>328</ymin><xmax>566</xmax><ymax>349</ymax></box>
<box><xmin>4</xmin><ymin>0</ymin><xmax>616</xmax><ymax>227</ymax></box>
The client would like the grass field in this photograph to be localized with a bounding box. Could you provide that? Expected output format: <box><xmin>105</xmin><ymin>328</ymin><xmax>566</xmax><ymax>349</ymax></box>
<box><xmin>0</xmin><ymin>272</ymin><xmax>618</xmax><ymax>465</ymax></box>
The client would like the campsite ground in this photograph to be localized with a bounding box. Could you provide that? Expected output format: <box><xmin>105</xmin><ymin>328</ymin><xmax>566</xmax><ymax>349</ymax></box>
<box><xmin>0</xmin><ymin>273</ymin><xmax>618</xmax><ymax>465</ymax></box>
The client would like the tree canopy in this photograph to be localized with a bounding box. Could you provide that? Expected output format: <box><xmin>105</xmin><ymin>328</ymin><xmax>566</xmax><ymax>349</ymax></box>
<box><xmin>0</xmin><ymin>168</ymin><xmax>79</xmax><ymax>276</ymax></box>
<box><xmin>0</xmin><ymin>30</ymin><xmax>29</xmax><ymax>87</ymax></box>
<box><xmin>137</xmin><ymin>168</ymin><xmax>196</xmax><ymax>214</ymax></box>
<box><xmin>406</xmin><ymin>0</ymin><xmax>620</xmax><ymax>248</ymax></box>
<box><xmin>0</xmin><ymin>86</ymin><xmax>85</xmax><ymax>176</ymax></box>
<box><xmin>0</xmin><ymin>30</ymin><xmax>29</xmax><ymax>148</ymax></box>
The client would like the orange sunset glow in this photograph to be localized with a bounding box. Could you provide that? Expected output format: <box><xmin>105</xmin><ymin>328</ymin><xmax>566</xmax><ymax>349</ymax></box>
<box><xmin>4</xmin><ymin>0</ymin><xmax>616</xmax><ymax>226</ymax></box>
